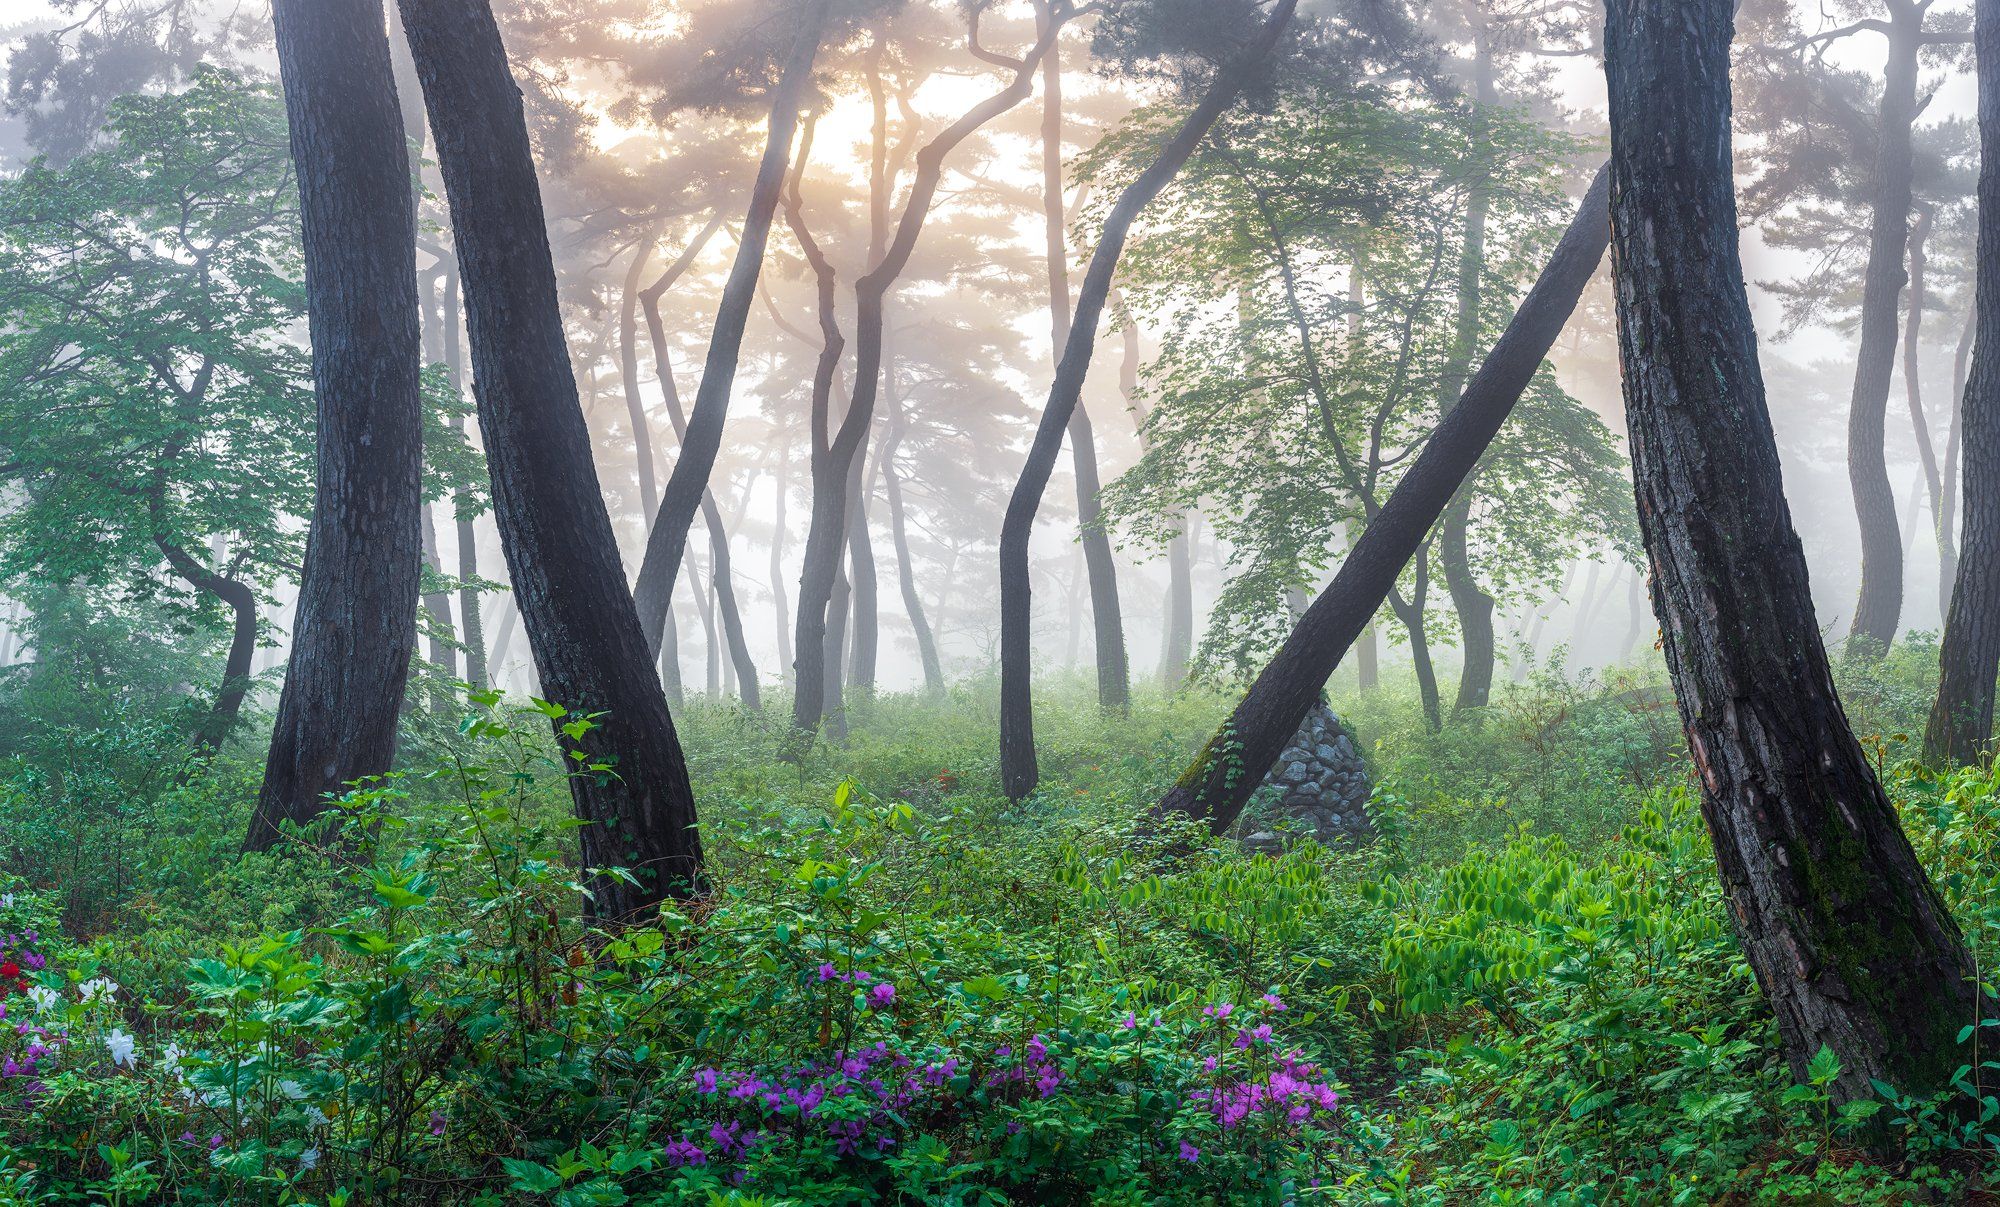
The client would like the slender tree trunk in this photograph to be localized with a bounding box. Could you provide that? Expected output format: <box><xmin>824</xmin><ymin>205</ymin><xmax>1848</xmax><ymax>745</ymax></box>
<box><xmin>1387</xmin><ymin>577</ymin><xmax>1442</xmax><ymax>732</ymax></box>
<box><xmin>1038</xmin><ymin>5</ymin><xmax>1129</xmax><ymax>713</ymax></box>
<box><xmin>1568</xmin><ymin>560</ymin><xmax>1603</xmax><ymax>663</ymax></box>
<box><xmin>882</xmin><ymin>378</ymin><xmax>944</xmax><ymax>694</ymax></box>
<box><xmin>161</xmin><ymin>538</ymin><xmax>260</xmax><ymax>757</ymax></box>
<box><xmin>441</xmin><ymin>261</ymin><xmax>487</xmax><ymax>691</ymax></box>
<box><xmin>1929</xmin><ymin>0</ymin><xmax>2000</xmax><ymax>768</ymax></box>
<box><xmin>795</xmin><ymin>11</ymin><xmax>1069</xmax><ymax>739</ymax></box>
<box><xmin>1440</xmin><ymin>16</ymin><xmax>1498</xmax><ymax>714</ymax></box>
<box><xmin>697</xmin><ymin>554</ymin><xmax>719</xmax><ymax>698</ymax></box>
<box><xmin>1154</xmin><ymin>164</ymin><xmax>1611</xmax><ymax>832</ymax></box>
<box><xmin>1111</xmin><ymin>290</ymin><xmax>1193</xmax><ymax>688</ymax></box>
<box><xmin>1940</xmin><ymin>305</ymin><xmax>1973</xmax><ymax>607</ymax></box>
<box><xmin>1621</xmin><ymin>567</ymin><xmax>1646</xmax><ymax>661</ymax></box>
<box><xmin>398</xmin><ymin>0</ymin><xmax>703</xmax><ymax>917</ymax></box>
<box><xmin>250</xmin><ymin>0</ymin><xmax>422</xmax><ymax>850</ymax></box>
<box><xmin>1846</xmin><ymin>4</ymin><xmax>1925</xmax><ymax>653</ymax></box>
<box><xmin>621</xmin><ymin>227</ymin><xmax>663</xmax><ymax>520</ymax></box>
<box><xmin>846</xmin><ymin>430</ymin><xmax>880</xmax><ymax>698</ymax></box>
<box><xmin>632</xmin><ymin>5</ymin><xmax>827</xmax><ymax>653</ymax></box>
<box><xmin>1906</xmin><ymin>202</ymin><xmax>1945</xmax><ymax>540</ymax></box>
<box><xmin>772</xmin><ymin>446</ymin><xmax>794</xmax><ymax>686</ymax></box>
<box><xmin>1606</xmin><ymin>0</ymin><xmax>1976</xmax><ymax>1102</ymax></box>
<box><xmin>1000</xmin><ymin>0</ymin><xmax>1296</xmax><ymax>797</ymax></box>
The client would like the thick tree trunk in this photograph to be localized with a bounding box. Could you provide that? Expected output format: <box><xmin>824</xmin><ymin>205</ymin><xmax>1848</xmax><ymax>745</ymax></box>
<box><xmin>250</xmin><ymin>0</ymin><xmax>422</xmax><ymax>851</ymax></box>
<box><xmin>1153</xmin><ymin>164</ymin><xmax>1610</xmax><ymax>832</ymax></box>
<box><xmin>632</xmin><ymin>6</ymin><xmax>826</xmax><ymax>654</ymax></box>
<box><xmin>398</xmin><ymin>0</ymin><xmax>703</xmax><ymax>917</ymax></box>
<box><xmin>794</xmin><ymin>11</ymin><xmax>1068</xmax><ymax>739</ymax></box>
<box><xmin>1607</xmin><ymin>0</ymin><xmax>1976</xmax><ymax>1103</ymax></box>
<box><xmin>1846</xmin><ymin>5</ymin><xmax>1924</xmax><ymax>652</ymax></box>
<box><xmin>1928</xmin><ymin>0</ymin><xmax>2000</xmax><ymax>768</ymax></box>
<box><xmin>1000</xmin><ymin>0</ymin><xmax>1296</xmax><ymax>798</ymax></box>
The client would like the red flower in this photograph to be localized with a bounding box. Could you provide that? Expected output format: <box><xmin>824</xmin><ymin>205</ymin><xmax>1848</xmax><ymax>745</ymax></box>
<box><xmin>0</xmin><ymin>962</ymin><xmax>20</xmax><ymax>981</ymax></box>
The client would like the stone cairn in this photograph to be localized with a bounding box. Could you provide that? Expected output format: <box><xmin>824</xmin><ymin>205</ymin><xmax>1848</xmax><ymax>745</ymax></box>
<box><xmin>1239</xmin><ymin>702</ymin><xmax>1373</xmax><ymax>854</ymax></box>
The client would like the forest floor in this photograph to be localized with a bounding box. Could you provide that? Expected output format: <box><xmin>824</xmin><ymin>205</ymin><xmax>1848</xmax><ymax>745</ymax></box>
<box><xmin>0</xmin><ymin>643</ymin><xmax>1998</xmax><ymax>1202</ymax></box>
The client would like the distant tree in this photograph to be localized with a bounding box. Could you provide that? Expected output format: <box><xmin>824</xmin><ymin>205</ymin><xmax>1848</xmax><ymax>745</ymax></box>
<box><xmin>1605</xmin><ymin>0</ymin><xmax>1975</xmax><ymax>1102</ymax></box>
<box><xmin>1927</xmin><ymin>0</ymin><xmax>2000</xmax><ymax>766</ymax></box>
<box><xmin>0</xmin><ymin>72</ymin><xmax>311</xmax><ymax>756</ymax></box>
<box><xmin>247</xmin><ymin>0</ymin><xmax>423</xmax><ymax>852</ymax></box>
<box><xmin>397</xmin><ymin>0</ymin><xmax>704</xmax><ymax>918</ymax></box>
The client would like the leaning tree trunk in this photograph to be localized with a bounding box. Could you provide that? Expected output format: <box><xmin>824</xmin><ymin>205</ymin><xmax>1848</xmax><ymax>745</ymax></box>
<box><xmin>398</xmin><ymin>0</ymin><xmax>702</xmax><ymax>918</ymax></box>
<box><xmin>632</xmin><ymin>3</ymin><xmax>826</xmax><ymax>655</ymax></box>
<box><xmin>794</xmin><ymin>11</ymin><xmax>1068</xmax><ymax>739</ymax></box>
<box><xmin>999</xmin><ymin>0</ymin><xmax>1297</xmax><ymax>798</ymax></box>
<box><xmin>249</xmin><ymin>0</ymin><xmax>422</xmax><ymax>852</ymax></box>
<box><xmin>1039</xmin><ymin>6</ymin><xmax>1130</xmax><ymax>714</ymax></box>
<box><xmin>1928</xmin><ymin>0</ymin><xmax>2000</xmax><ymax>768</ymax></box>
<box><xmin>160</xmin><ymin>535</ymin><xmax>261</xmax><ymax>758</ymax></box>
<box><xmin>1846</xmin><ymin>4</ymin><xmax>1925</xmax><ymax>653</ymax></box>
<box><xmin>1153</xmin><ymin>164</ymin><xmax>1611</xmax><ymax>833</ymax></box>
<box><xmin>1606</xmin><ymin>0</ymin><xmax>1976</xmax><ymax>1104</ymax></box>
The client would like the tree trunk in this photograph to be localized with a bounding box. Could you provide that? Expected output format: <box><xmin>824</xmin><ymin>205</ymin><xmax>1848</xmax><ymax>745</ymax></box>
<box><xmin>1621</xmin><ymin>567</ymin><xmax>1646</xmax><ymax>661</ymax></box>
<box><xmin>882</xmin><ymin>376</ymin><xmax>944</xmax><ymax>694</ymax></box>
<box><xmin>1940</xmin><ymin>305</ymin><xmax>1974</xmax><ymax>608</ymax></box>
<box><xmin>1000</xmin><ymin>0</ymin><xmax>1296</xmax><ymax>798</ymax></box>
<box><xmin>250</xmin><ymin>0</ymin><xmax>422</xmax><ymax>851</ymax></box>
<box><xmin>1567</xmin><ymin>559</ymin><xmax>1603</xmax><ymax>664</ymax></box>
<box><xmin>772</xmin><ymin>445</ymin><xmax>794</xmax><ymax>686</ymax></box>
<box><xmin>1111</xmin><ymin>289</ymin><xmax>1194</xmax><ymax>689</ymax></box>
<box><xmin>1153</xmin><ymin>163</ymin><xmax>1610</xmax><ymax>833</ymax></box>
<box><xmin>1845</xmin><ymin>5</ymin><xmax>1924</xmax><ymax>653</ymax></box>
<box><xmin>1905</xmin><ymin>202</ymin><xmax>1945</xmax><ymax>549</ymax></box>
<box><xmin>398</xmin><ymin>0</ymin><xmax>703</xmax><ymax>917</ymax></box>
<box><xmin>1929</xmin><ymin>0</ymin><xmax>2000</xmax><ymax>768</ymax></box>
<box><xmin>846</xmin><ymin>431</ymin><xmax>880</xmax><ymax>698</ymax></box>
<box><xmin>620</xmin><ymin>227</ymin><xmax>663</xmax><ymax>519</ymax></box>
<box><xmin>1038</xmin><ymin>6</ymin><xmax>1129</xmax><ymax>714</ymax></box>
<box><xmin>161</xmin><ymin>537</ymin><xmax>260</xmax><ymax>757</ymax></box>
<box><xmin>1606</xmin><ymin>0</ymin><xmax>1976</xmax><ymax>1103</ymax></box>
<box><xmin>1387</xmin><ymin>577</ymin><xmax>1442</xmax><ymax>731</ymax></box>
<box><xmin>1439</xmin><ymin>16</ymin><xmax>1498</xmax><ymax>715</ymax></box>
<box><xmin>632</xmin><ymin>5</ymin><xmax>827</xmax><ymax>654</ymax></box>
<box><xmin>419</xmin><ymin>503</ymin><xmax>457</xmax><ymax>701</ymax></box>
<box><xmin>794</xmin><ymin>11</ymin><xmax>1068</xmax><ymax>740</ymax></box>
<box><xmin>441</xmin><ymin>260</ymin><xmax>487</xmax><ymax>691</ymax></box>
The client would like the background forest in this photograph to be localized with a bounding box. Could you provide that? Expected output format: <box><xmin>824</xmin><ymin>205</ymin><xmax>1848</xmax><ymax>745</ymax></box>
<box><xmin>0</xmin><ymin>0</ymin><xmax>1995</xmax><ymax>1202</ymax></box>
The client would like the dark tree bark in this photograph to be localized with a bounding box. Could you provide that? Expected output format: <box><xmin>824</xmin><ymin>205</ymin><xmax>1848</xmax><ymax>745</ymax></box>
<box><xmin>1928</xmin><ymin>0</ymin><xmax>2000</xmax><ymax>767</ymax></box>
<box><xmin>398</xmin><ymin>0</ymin><xmax>703</xmax><ymax>918</ymax></box>
<box><xmin>1000</xmin><ymin>0</ymin><xmax>1296</xmax><ymax>797</ymax></box>
<box><xmin>1846</xmin><ymin>2</ymin><xmax>1926</xmax><ymax>652</ymax></box>
<box><xmin>631</xmin><ymin>3</ymin><xmax>827</xmax><ymax>654</ymax></box>
<box><xmin>159</xmin><ymin>534</ymin><xmax>260</xmax><ymax>757</ymax></box>
<box><xmin>794</xmin><ymin>10</ymin><xmax>1069</xmax><ymax>739</ymax></box>
<box><xmin>1038</xmin><ymin>1</ymin><xmax>1129</xmax><ymax>713</ymax></box>
<box><xmin>249</xmin><ymin>0</ymin><xmax>422</xmax><ymax>852</ymax></box>
<box><xmin>419</xmin><ymin>503</ymin><xmax>457</xmax><ymax>704</ymax></box>
<box><xmin>1154</xmin><ymin>164</ymin><xmax>1610</xmax><ymax>832</ymax></box>
<box><xmin>1606</xmin><ymin>0</ymin><xmax>1975</xmax><ymax>1103</ymax></box>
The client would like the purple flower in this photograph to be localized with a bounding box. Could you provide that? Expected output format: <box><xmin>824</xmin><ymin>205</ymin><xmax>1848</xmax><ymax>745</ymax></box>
<box><xmin>1120</xmin><ymin>1012</ymin><xmax>1138</xmax><ymax>1030</ymax></box>
<box><xmin>1179</xmin><ymin>1140</ymin><xmax>1201</xmax><ymax>1162</ymax></box>
<box><xmin>693</xmin><ymin>1067</ymin><xmax>720</xmax><ymax>1094</ymax></box>
<box><xmin>1202</xmin><ymin>1002</ymin><xmax>1233</xmax><ymax>1020</ymax></box>
<box><xmin>817</xmin><ymin>962</ymin><xmax>839</xmax><ymax>982</ymax></box>
<box><xmin>662</xmin><ymin>1138</ymin><xmax>706</xmax><ymax>1168</ymax></box>
<box><xmin>429</xmin><ymin>1110</ymin><xmax>447</xmax><ymax>1137</ymax></box>
<box><xmin>1260</xmin><ymin>992</ymin><xmax>1287</xmax><ymax>1011</ymax></box>
<box><xmin>869</xmin><ymin>982</ymin><xmax>895</xmax><ymax>1009</ymax></box>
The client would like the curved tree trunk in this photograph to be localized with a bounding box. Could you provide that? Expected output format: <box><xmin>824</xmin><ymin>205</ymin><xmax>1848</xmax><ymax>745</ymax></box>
<box><xmin>1928</xmin><ymin>0</ymin><xmax>2000</xmax><ymax>768</ymax></box>
<box><xmin>999</xmin><ymin>0</ymin><xmax>1297</xmax><ymax>798</ymax></box>
<box><xmin>398</xmin><ymin>0</ymin><xmax>702</xmax><ymax>917</ymax></box>
<box><xmin>1846</xmin><ymin>5</ymin><xmax>1925</xmax><ymax>653</ymax></box>
<box><xmin>250</xmin><ymin>0</ymin><xmax>422</xmax><ymax>851</ymax></box>
<box><xmin>162</xmin><ymin>537</ymin><xmax>261</xmax><ymax>758</ymax></box>
<box><xmin>1153</xmin><ymin>164</ymin><xmax>1611</xmax><ymax>833</ymax></box>
<box><xmin>632</xmin><ymin>5</ymin><xmax>827</xmax><ymax>655</ymax></box>
<box><xmin>1606</xmin><ymin>0</ymin><xmax>1976</xmax><ymax>1103</ymax></box>
<box><xmin>794</xmin><ymin>10</ymin><xmax>1069</xmax><ymax>740</ymax></box>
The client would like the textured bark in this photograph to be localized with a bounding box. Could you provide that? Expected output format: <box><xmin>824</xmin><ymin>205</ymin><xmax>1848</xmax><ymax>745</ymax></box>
<box><xmin>1039</xmin><ymin>4</ymin><xmax>1129</xmax><ymax>714</ymax></box>
<box><xmin>250</xmin><ymin>0</ymin><xmax>422</xmax><ymax>852</ymax></box>
<box><xmin>795</xmin><ymin>14</ymin><xmax>1067</xmax><ymax>738</ymax></box>
<box><xmin>1000</xmin><ymin>0</ymin><xmax>1295</xmax><ymax>798</ymax></box>
<box><xmin>1928</xmin><ymin>0</ymin><xmax>2000</xmax><ymax>768</ymax></box>
<box><xmin>1607</xmin><ymin>0</ymin><xmax>1976</xmax><ymax>1102</ymax></box>
<box><xmin>1846</xmin><ymin>4</ymin><xmax>1925</xmax><ymax>652</ymax></box>
<box><xmin>398</xmin><ymin>0</ymin><xmax>702</xmax><ymax>918</ymax></box>
<box><xmin>1387</xmin><ymin>577</ymin><xmax>1442</xmax><ymax>731</ymax></box>
<box><xmin>1154</xmin><ymin>164</ymin><xmax>1610</xmax><ymax>832</ymax></box>
<box><xmin>632</xmin><ymin>4</ymin><xmax>826</xmax><ymax>655</ymax></box>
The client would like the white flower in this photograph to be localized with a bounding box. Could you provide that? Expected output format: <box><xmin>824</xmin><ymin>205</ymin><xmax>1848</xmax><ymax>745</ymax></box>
<box><xmin>104</xmin><ymin>1028</ymin><xmax>136</xmax><ymax>1068</ymax></box>
<box><xmin>1</xmin><ymin>893</ymin><xmax>15</xmax><ymax>908</ymax></box>
<box><xmin>277</xmin><ymin>1079</ymin><xmax>306</xmax><ymax>1100</ymax></box>
<box><xmin>303</xmin><ymin>1105</ymin><xmax>329</xmax><ymax>1129</ymax></box>
<box><xmin>78</xmin><ymin>977</ymin><xmax>118</xmax><ymax>1004</ymax></box>
<box><xmin>26</xmin><ymin>985</ymin><xmax>58</xmax><ymax>1014</ymax></box>
<box><xmin>160</xmin><ymin>1042</ymin><xmax>184</xmax><ymax>1073</ymax></box>
<box><xmin>298</xmin><ymin>1146</ymin><xmax>320</xmax><ymax>1172</ymax></box>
